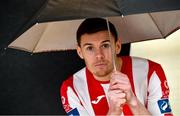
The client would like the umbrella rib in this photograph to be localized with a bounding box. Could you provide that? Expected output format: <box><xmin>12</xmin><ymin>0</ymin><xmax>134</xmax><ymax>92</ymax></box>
<box><xmin>32</xmin><ymin>23</ymin><xmax>47</xmax><ymax>53</ymax></box>
<box><xmin>106</xmin><ymin>18</ymin><xmax>117</xmax><ymax>71</ymax></box>
<box><xmin>149</xmin><ymin>13</ymin><xmax>164</xmax><ymax>38</ymax></box>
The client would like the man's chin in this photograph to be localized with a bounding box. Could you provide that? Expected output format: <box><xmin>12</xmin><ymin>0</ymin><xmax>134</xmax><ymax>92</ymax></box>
<box><xmin>94</xmin><ymin>70</ymin><xmax>111</xmax><ymax>77</ymax></box>
<box><xmin>91</xmin><ymin>65</ymin><xmax>113</xmax><ymax>77</ymax></box>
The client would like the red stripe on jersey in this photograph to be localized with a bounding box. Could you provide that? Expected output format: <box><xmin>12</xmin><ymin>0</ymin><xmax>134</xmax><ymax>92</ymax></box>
<box><xmin>121</xmin><ymin>56</ymin><xmax>135</xmax><ymax>115</ymax></box>
<box><xmin>86</xmin><ymin>68</ymin><xmax>109</xmax><ymax>115</ymax></box>
<box><xmin>121</xmin><ymin>56</ymin><xmax>136</xmax><ymax>95</ymax></box>
<box><xmin>147</xmin><ymin>60</ymin><xmax>170</xmax><ymax>99</ymax></box>
<box><xmin>165</xmin><ymin>114</ymin><xmax>173</xmax><ymax>116</ymax></box>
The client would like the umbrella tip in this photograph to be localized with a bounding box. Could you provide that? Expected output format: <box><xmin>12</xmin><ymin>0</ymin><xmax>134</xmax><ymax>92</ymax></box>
<box><xmin>121</xmin><ymin>15</ymin><xmax>124</xmax><ymax>18</ymax></box>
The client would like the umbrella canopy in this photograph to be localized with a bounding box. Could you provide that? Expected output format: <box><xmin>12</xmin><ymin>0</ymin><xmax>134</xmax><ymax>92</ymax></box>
<box><xmin>35</xmin><ymin>0</ymin><xmax>180</xmax><ymax>22</ymax></box>
<box><xmin>4</xmin><ymin>0</ymin><xmax>180</xmax><ymax>53</ymax></box>
<box><xmin>6</xmin><ymin>0</ymin><xmax>180</xmax><ymax>48</ymax></box>
<box><xmin>8</xmin><ymin>10</ymin><xmax>180</xmax><ymax>53</ymax></box>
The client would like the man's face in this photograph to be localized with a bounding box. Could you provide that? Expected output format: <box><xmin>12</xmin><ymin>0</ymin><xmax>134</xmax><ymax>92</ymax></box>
<box><xmin>77</xmin><ymin>30</ymin><xmax>121</xmax><ymax>78</ymax></box>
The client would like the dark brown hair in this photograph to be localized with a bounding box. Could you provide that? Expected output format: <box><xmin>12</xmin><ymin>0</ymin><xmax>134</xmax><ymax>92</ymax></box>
<box><xmin>76</xmin><ymin>18</ymin><xmax>118</xmax><ymax>46</ymax></box>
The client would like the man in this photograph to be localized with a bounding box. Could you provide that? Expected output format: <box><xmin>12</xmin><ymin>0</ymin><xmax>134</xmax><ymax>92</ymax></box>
<box><xmin>60</xmin><ymin>18</ymin><xmax>172</xmax><ymax>115</ymax></box>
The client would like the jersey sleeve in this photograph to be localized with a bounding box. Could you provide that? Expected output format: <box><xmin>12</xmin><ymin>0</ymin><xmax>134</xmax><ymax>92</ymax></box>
<box><xmin>147</xmin><ymin>61</ymin><xmax>173</xmax><ymax>116</ymax></box>
<box><xmin>60</xmin><ymin>77</ymin><xmax>89</xmax><ymax>116</ymax></box>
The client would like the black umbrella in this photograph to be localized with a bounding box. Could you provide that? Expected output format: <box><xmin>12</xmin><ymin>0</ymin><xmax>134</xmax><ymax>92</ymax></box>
<box><xmin>1</xmin><ymin>0</ymin><xmax>180</xmax><ymax>47</ymax></box>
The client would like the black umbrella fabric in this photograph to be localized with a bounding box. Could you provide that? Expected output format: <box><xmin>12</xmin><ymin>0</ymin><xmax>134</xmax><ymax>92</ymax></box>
<box><xmin>37</xmin><ymin>0</ymin><xmax>180</xmax><ymax>22</ymax></box>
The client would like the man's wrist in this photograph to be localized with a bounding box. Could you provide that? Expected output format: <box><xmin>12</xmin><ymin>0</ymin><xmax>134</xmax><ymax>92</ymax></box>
<box><xmin>107</xmin><ymin>110</ymin><xmax>122</xmax><ymax>116</ymax></box>
<box><xmin>107</xmin><ymin>107</ymin><xmax>123</xmax><ymax>115</ymax></box>
<box><xmin>127</xmin><ymin>96</ymin><xmax>138</xmax><ymax>107</ymax></box>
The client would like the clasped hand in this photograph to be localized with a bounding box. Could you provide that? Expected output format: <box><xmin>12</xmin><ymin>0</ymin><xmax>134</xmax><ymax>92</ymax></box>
<box><xmin>107</xmin><ymin>71</ymin><xmax>137</xmax><ymax>115</ymax></box>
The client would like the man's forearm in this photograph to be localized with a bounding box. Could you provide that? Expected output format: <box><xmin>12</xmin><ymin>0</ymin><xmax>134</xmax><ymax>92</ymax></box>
<box><xmin>128</xmin><ymin>97</ymin><xmax>151</xmax><ymax>115</ymax></box>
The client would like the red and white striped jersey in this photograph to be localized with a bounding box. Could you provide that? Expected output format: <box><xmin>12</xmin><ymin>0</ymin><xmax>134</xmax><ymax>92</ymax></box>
<box><xmin>60</xmin><ymin>56</ymin><xmax>172</xmax><ymax>116</ymax></box>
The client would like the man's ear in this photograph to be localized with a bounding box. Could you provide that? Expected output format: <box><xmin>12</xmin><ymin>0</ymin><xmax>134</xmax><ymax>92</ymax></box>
<box><xmin>77</xmin><ymin>46</ymin><xmax>84</xmax><ymax>59</ymax></box>
<box><xmin>115</xmin><ymin>38</ymin><xmax>121</xmax><ymax>54</ymax></box>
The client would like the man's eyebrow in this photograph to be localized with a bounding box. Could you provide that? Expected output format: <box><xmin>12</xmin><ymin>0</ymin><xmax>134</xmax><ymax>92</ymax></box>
<box><xmin>83</xmin><ymin>43</ymin><xmax>93</xmax><ymax>47</ymax></box>
<box><xmin>101</xmin><ymin>40</ymin><xmax>110</xmax><ymax>43</ymax></box>
<box><xmin>82</xmin><ymin>40</ymin><xmax>110</xmax><ymax>47</ymax></box>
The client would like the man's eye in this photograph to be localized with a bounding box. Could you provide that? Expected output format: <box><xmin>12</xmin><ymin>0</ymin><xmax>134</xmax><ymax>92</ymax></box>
<box><xmin>102</xmin><ymin>44</ymin><xmax>110</xmax><ymax>48</ymax></box>
<box><xmin>86</xmin><ymin>46</ymin><xmax>94</xmax><ymax>51</ymax></box>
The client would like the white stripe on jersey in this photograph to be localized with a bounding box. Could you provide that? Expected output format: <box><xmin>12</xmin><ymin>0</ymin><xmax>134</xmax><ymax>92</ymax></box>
<box><xmin>132</xmin><ymin>57</ymin><xmax>148</xmax><ymax>105</ymax></box>
<box><xmin>73</xmin><ymin>68</ymin><xmax>95</xmax><ymax>116</ymax></box>
<box><xmin>101</xmin><ymin>83</ymin><xmax>110</xmax><ymax>105</ymax></box>
<box><xmin>67</xmin><ymin>87</ymin><xmax>89</xmax><ymax>115</ymax></box>
<box><xmin>148</xmin><ymin>72</ymin><xmax>163</xmax><ymax>115</ymax></box>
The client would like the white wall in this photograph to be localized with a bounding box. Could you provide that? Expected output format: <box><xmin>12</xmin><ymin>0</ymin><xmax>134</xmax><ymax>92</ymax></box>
<box><xmin>130</xmin><ymin>30</ymin><xmax>180</xmax><ymax>115</ymax></box>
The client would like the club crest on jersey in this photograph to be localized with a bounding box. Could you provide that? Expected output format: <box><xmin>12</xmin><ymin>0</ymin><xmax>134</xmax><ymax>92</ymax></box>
<box><xmin>157</xmin><ymin>98</ymin><xmax>171</xmax><ymax>114</ymax></box>
<box><xmin>67</xmin><ymin>108</ymin><xmax>79</xmax><ymax>116</ymax></box>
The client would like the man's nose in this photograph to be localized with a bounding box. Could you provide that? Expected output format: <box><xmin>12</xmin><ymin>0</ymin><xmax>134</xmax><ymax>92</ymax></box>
<box><xmin>95</xmin><ymin>48</ymin><xmax>104</xmax><ymax>59</ymax></box>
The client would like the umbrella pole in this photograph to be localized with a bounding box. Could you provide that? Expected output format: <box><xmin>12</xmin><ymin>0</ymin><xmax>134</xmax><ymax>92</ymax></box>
<box><xmin>106</xmin><ymin>18</ymin><xmax>117</xmax><ymax>71</ymax></box>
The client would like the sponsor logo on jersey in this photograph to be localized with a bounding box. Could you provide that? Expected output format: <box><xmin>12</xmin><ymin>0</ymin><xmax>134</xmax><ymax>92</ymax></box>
<box><xmin>157</xmin><ymin>98</ymin><xmax>171</xmax><ymax>114</ymax></box>
<box><xmin>67</xmin><ymin>108</ymin><xmax>79</xmax><ymax>116</ymax></box>
<box><xmin>164</xmin><ymin>80</ymin><xmax>169</xmax><ymax>89</ymax></box>
<box><xmin>91</xmin><ymin>95</ymin><xmax>105</xmax><ymax>104</ymax></box>
<box><xmin>61</xmin><ymin>96</ymin><xmax>66</xmax><ymax>104</ymax></box>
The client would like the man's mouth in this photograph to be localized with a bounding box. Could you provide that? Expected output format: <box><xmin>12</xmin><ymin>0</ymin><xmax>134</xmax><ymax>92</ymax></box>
<box><xmin>94</xmin><ymin>62</ymin><xmax>107</xmax><ymax>68</ymax></box>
